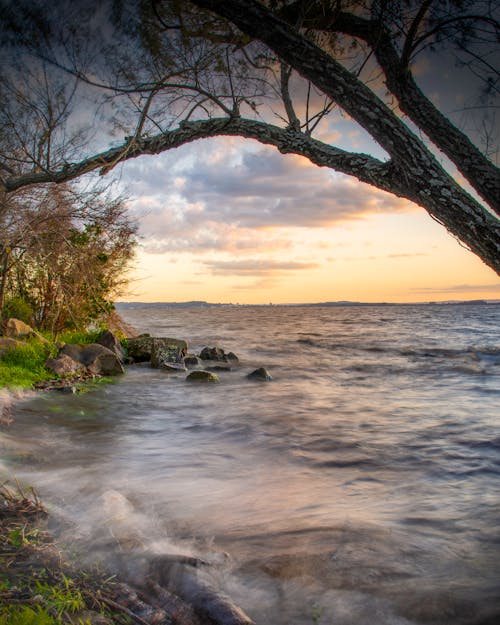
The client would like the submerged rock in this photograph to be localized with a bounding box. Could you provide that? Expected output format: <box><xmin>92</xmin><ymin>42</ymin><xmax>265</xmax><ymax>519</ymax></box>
<box><xmin>159</xmin><ymin>361</ymin><xmax>187</xmax><ymax>373</ymax></box>
<box><xmin>199</xmin><ymin>346</ymin><xmax>239</xmax><ymax>364</ymax></box>
<box><xmin>186</xmin><ymin>370</ymin><xmax>220</xmax><ymax>383</ymax></box>
<box><xmin>247</xmin><ymin>367</ymin><xmax>272</xmax><ymax>381</ymax></box>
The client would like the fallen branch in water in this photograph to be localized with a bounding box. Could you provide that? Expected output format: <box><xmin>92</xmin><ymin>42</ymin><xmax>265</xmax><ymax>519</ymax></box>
<box><xmin>99</xmin><ymin>594</ymin><xmax>157</xmax><ymax>625</ymax></box>
<box><xmin>144</xmin><ymin>580</ymin><xmax>203</xmax><ymax>625</ymax></box>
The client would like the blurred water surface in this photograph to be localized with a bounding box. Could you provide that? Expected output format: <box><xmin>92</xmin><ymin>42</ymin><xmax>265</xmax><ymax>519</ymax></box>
<box><xmin>3</xmin><ymin>303</ymin><xmax>500</xmax><ymax>625</ymax></box>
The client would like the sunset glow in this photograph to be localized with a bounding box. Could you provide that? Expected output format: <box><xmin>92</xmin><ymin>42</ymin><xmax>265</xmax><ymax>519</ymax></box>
<box><xmin>121</xmin><ymin>139</ymin><xmax>499</xmax><ymax>304</ymax></box>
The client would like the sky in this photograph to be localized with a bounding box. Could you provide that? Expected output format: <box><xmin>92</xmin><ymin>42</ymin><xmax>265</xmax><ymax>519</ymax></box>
<box><xmin>65</xmin><ymin>4</ymin><xmax>497</xmax><ymax>305</ymax></box>
<box><xmin>119</xmin><ymin>132</ymin><xmax>499</xmax><ymax>305</ymax></box>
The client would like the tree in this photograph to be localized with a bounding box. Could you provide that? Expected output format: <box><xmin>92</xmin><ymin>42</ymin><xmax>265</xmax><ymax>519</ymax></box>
<box><xmin>0</xmin><ymin>183</ymin><xmax>137</xmax><ymax>335</ymax></box>
<box><xmin>0</xmin><ymin>0</ymin><xmax>499</xmax><ymax>273</ymax></box>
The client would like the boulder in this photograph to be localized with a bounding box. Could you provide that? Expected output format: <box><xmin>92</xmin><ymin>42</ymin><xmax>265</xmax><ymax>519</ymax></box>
<box><xmin>247</xmin><ymin>367</ymin><xmax>272</xmax><ymax>381</ymax></box>
<box><xmin>183</xmin><ymin>354</ymin><xmax>201</xmax><ymax>368</ymax></box>
<box><xmin>125</xmin><ymin>334</ymin><xmax>153</xmax><ymax>362</ymax></box>
<box><xmin>226</xmin><ymin>351</ymin><xmax>239</xmax><ymax>362</ymax></box>
<box><xmin>127</xmin><ymin>335</ymin><xmax>187</xmax><ymax>363</ymax></box>
<box><xmin>199</xmin><ymin>346</ymin><xmax>227</xmax><ymax>361</ymax></box>
<box><xmin>60</xmin><ymin>343</ymin><xmax>124</xmax><ymax>375</ymax></box>
<box><xmin>97</xmin><ymin>330</ymin><xmax>125</xmax><ymax>362</ymax></box>
<box><xmin>186</xmin><ymin>370</ymin><xmax>220</xmax><ymax>383</ymax></box>
<box><xmin>150</xmin><ymin>338</ymin><xmax>187</xmax><ymax>369</ymax></box>
<box><xmin>0</xmin><ymin>337</ymin><xmax>23</xmax><ymax>356</ymax></box>
<box><xmin>159</xmin><ymin>361</ymin><xmax>188</xmax><ymax>372</ymax></box>
<box><xmin>45</xmin><ymin>354</ymin><xmax>85</xmax><ymax>377</ymax></box>
<box><xmin>1</xmin><ymin>318</ymin><xmax>49</xmax><ymax>344</ymax></box>
<box><xmin>2</xmin><ymin>318</ymin><xmax>34</xmax><ymax>337</ymax></box>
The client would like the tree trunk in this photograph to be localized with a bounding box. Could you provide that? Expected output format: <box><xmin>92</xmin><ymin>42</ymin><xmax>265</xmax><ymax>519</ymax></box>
<box><xmin>332</xmin><ymin>10</ymin><xmax>500</xmax><ymax>216</ymax></box>
<box><xmin>0</xmin><ymin>250</ymin><xmax>9</xmax><ymax>316</ymax></box>
<box><xmin>278</xmin><ymin>4</ymin><xmax>500</xmax><ymax>216</ymax></box>
<box><xmin>190</xmin><ymin>0</ymin><xmax>500</xmax><ymax>274</ymax></box>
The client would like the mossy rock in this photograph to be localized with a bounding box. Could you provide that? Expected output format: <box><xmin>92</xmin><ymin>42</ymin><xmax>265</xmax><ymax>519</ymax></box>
<box><xmin>127</xmin><ymin>335</ymin><xmax>188</xmax><ymax>363</ymax></box>
<box><xmin>186</xmin><ymin>370</ymin><xmax>220</xmax><ymax>383</ymax></box>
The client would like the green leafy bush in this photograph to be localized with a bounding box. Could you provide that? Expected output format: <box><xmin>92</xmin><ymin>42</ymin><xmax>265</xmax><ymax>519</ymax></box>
<box><xmin>1</xmin><ymin>297</ymin><xmax>34</xmax><ymax>325</ymax></box>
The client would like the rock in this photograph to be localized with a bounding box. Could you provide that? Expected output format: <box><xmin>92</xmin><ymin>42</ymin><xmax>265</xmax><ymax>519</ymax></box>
<box><xmin>151</xmin><ymin>338</ymin><xmax>187</xmax><ymax>369</ymax></box>
<box><xmin>226</xmin><ymin>351</ymin><xmax>239</xmax><ymax>362</ymax></box>
<box><xmin>1</xmin><ymin>318</ymin><xmax>49</xmax><ymax>344</ymax></box>
<box><xmin>206</xmin><ymin>364</ymin><xmax>231</xmax><ymax>372</ymax></box>
<box><xmin>159</xmin><ymin>361</ymin><xmax>188</xmax><ymax>372</ymax></box>
<box><xmin>186</xmin><ymin>370</ymin><xmax>220</xmax><ymax>383</ymax></box>
<box><xmin>183</xmin><ymin>354</ymin><xmax>201</xmax><ymax>368</ymax></box>
<box><xmin>247</xmin><ymin>367</ymin><xmax>272</xmax><ymax>381</ymax></box>
<box><xmin>1</xmin><ymin>318</ymin><xmax>34</xmax><ymax>337</ymax></box>
<box><xmin>199</xmin><ymin>346</ymin><xmax>227</xmax><ymax>361</ymax></box>
<box><xmin>0</xmin><ymin>337</ymin><xmax>23</xmax><ymax>356</ymax></box>
<box><xmin>45</xmin><ymin>354</ymin><xmax>85</xmax><ymax>377</ymax></box>
<box><xmin>60</xmin><ymin>343</ymin><xmax>124</xmax><ymax>375</ymax></box>
<box><xmin>127</xmin><ymin>335</ymin><xmax>187</xmax><ymax>363</ymax></box>
<box><xmin>97</xmin><ymin>330</ymin><xmax>125</xmax><ymax>361</ymax></box>
<box><xmin>125</xmin><ymin>334</ymin><xmax>154</xmax><ymax>362</ymax></box>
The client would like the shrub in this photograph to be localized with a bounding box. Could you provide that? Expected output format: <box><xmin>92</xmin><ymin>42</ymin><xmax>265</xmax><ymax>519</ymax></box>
<box><xmin>2</xmin><ymin>297</ymin><xmax>34</xmax><ymax>325</ymax></box>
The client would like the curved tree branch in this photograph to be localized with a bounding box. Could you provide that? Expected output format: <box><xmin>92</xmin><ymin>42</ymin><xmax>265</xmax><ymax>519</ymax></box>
<box><xmin>276</xmin><ymin>2</ymin><xmax>500</xmax><ymax>216</ymax></box>
<box><xmin>188</xmin><ymin>0</ymin><xmax>500</xmax><ymax>274</ymax></box>
<box><xmin>2</xmin><ymin>117</ymin><xmax>394</xmax><ymax>193</ymax></box>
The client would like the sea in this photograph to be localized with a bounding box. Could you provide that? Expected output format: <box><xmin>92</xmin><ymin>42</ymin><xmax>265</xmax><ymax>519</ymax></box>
<box><xmin>1</xmin><ymin>302</ymin><xmax>499</xmax><ymax>625</ymax></box>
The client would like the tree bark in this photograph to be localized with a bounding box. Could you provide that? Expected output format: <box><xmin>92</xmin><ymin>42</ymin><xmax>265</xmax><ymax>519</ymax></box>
<box><xmin>2</xmin><ymin>0</ymin><xmax>499</xmax><ymax>274</ymax></box>
<box><xmin>309</xmin><ymin>8</ymin><xmax>500</xmax><ymax>217</ymax></box>
<box><xmin>189</xmin><ymin>0</ymin><xmax>500</xmax><ymax>274</ymax></box>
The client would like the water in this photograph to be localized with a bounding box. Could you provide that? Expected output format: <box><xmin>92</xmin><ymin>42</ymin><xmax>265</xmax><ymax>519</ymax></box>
<box><xmin>2</xmin><ymin>303</ymin><xmax>500</xmax><ymax>624</ymax></box>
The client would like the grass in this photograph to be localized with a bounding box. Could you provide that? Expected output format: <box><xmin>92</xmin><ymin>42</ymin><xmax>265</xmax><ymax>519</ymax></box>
<box><xmin>0</xmin><ymin>340</ymin><xmax>53</xmax><ymax>389</ymax></box>
<box><xmin>0</xmin><ymin>483</ymin><xmax>130</xmax><ymax>625</ymax></box>
<box><xmin>0</xmin><ymin>330</ymin><xmax>108</xmax><ymax>390</ymax></box>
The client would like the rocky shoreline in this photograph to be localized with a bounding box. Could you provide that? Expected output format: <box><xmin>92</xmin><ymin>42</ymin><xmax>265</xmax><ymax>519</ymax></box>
<box><xmin>0</xmin><ymin>314</ymin><xmax>270</xmax><ymax>625</ymax></box>
<box><xmin>42</xmin><ymin>329</ymin><xmax>273</xmax><ymax>391</ymax></box>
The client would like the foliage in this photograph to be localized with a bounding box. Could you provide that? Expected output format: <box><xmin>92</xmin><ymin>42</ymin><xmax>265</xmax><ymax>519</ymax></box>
<box><xmin>1</xmin><ymin>298</ymin><xmax>34</xmax><ymax>325</ymax></box>
<box><xmin>0</xmin><ymin>0</ymin><xmax>498</xmax><ymax>273</ymax></box>
<box><xmin>0</xmin><ymin>184</ymin><xmax>137</xmax><ymax>336</ymax></box>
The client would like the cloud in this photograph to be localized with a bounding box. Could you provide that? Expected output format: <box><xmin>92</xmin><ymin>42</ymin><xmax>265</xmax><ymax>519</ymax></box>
<box><xmin>202</xmin><ymin>258</ymin><xmax>319</xmax><ymax>276</ymax></box>
<box><xmin>409</xmin><ymin>283</ymin><xmax>500</xmax><ymax>294</ymax></box>
<box><xmin>123</xmin><ymin>138</ymin><xmax>414</xmax><ymax>255</ymax></box>
<box><xmin>337</xmin><ymin>252</ymin><xmax>429</xmax><ymax>261</ymax></box>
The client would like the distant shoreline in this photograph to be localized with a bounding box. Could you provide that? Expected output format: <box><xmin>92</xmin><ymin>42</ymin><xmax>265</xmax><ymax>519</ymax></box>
<box><xmin>116</xmin><ymin>299</ymin><xmax>500</xmax><ymax>309</ymax></box>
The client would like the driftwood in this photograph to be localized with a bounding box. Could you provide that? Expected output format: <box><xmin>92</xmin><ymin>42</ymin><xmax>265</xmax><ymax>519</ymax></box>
<box><xmin>104</xmin><ymin>582</ymin><xmax>168</xmax><ymax>625</ymax></box>
<box><xmin>144</xmin><ymin>580</ymin><xmax>204</xmax><ymax>625</ymax></box>
<box><xmin>153</xmin><ymin>563</ymin><xmax>255</xmax><ymax>625</ymax></box>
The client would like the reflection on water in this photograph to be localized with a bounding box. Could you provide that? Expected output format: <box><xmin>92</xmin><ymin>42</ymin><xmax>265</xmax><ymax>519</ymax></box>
<box><xmin>2</xmin><ymin>304</ymin><xmax>500</xmax><ymax>624</ymax></box>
